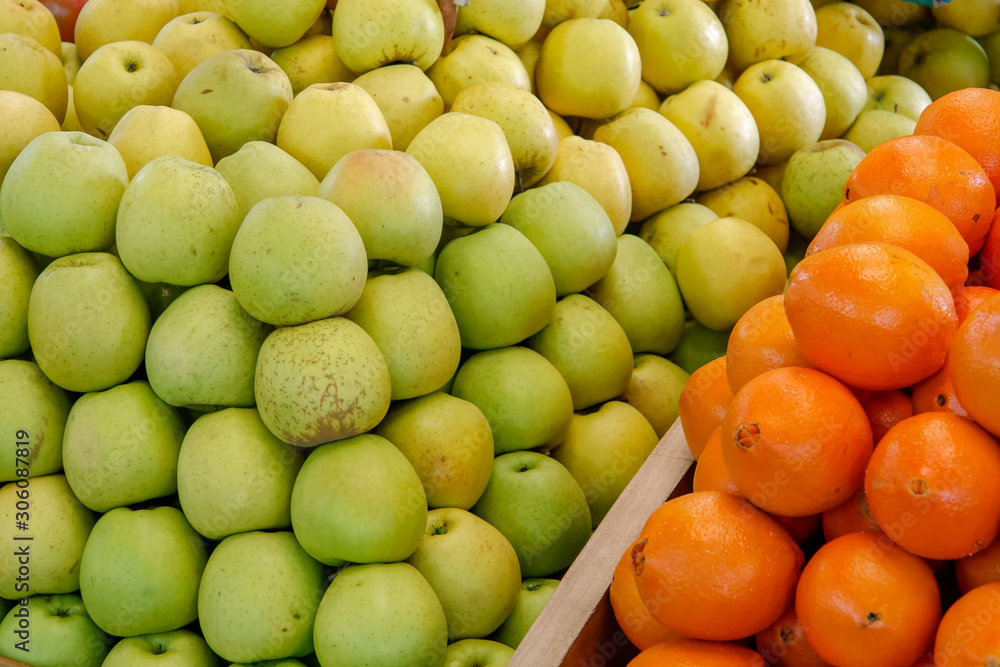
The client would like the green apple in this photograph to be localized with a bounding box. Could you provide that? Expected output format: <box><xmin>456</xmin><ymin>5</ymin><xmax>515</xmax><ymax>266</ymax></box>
<box><xmin>434</xmin><ymin>223</ymin><xmax>555</xmax><ymax>350</ymax></box>
<box><xmin>199</xmin><ymin>531</ymin><xmax>325</xmax><ymax>662</ymax></box>
<box><xmin>732</xmin><ymin>59</ymin><xmax>826</xmax><ymax>165</ymax></box>
<box><xmin>270</xmin><ymin>35</ymin><xmax>355</xmax><ymax>95</ymax></box>
<box><xmin>254</xmin><ymin>318</ymin><xmax>391</xmax><ymax>447</ymax></box>
<box><xmin>79</xmin><ymin>506</ymin><xmax>208</xmax><ymax>636</ymax></box>
<box><xmin>28</xmin><ymin>252</ymin><xmax>150</xmax><ymax>392</ymax></box>
<box><xmin>716</xmin><ymin>0</ymin><xmax>817</xmax><ymax>71</ymax></box>
<box><xmin>62</xmin><ymin>381</ymin><xmax>186</xmax><ymax>512</ymax></box>
<box><xmin>407</xmin><ymin>508</ymin><xmax>521</xmax><ymax>640</ymax></box>
<box><xmin>842</xmin><ymin>109</ymin><xmax>916</xmax><ymax>153</ymax></box>
<box><xmin>863</xmin><ymin>74</ymin><xmax>932</xmax><ymax>121</ymax></box>
<box><xmin>593</xmin><ymin>108</ymin><xmax>699</xmax><ymax>221</ymax></box>
<box><xmin>814</xmin><ymin>2</ymin><xmax>884</xmax><ymax>80</ymax></box>
<box><xmin>103</xmin><ymin>630</ymin><xmax>219</xmax><ymax>667</ymax></box>
<box><xmin>979</xmin><ymin>28</ymin><xmax>1000</xmax><ymax>85</ymax></box>
<box><xmin>0</xmin><ymin>0</ymin><xmax>61</xmax><ymax>57</ymax></box>
<box><xmin>624</xmin><ymin>354</ymin><xmax>690</xmax><ymax>438</ymax></box>
<box><xmin>628</xmin><ymin>0</ymin><xmax>727</xmax><ymax>95</ymax></box>
<box><xmin>214</xmin><ymin>141</ymin><xmax>319</xmax><ymax>220</ymax></box>
<box><xmin>853</xmin><ymin>0</ymin><xmax>928</xmax><ymax>27</ymax></box>
<box><xmin>313</xmin><ymin>562</ymin><xmax>447</xmax><ymax>667</ymax></box>
<box><xmin>659</xmin><ymin>79</ymin><xmax>759</xmax><ymax>192</ymax></box>
<box><xmin>177</xmin><ymin>408</ymin><xmax>304</xmax><ymax>540</ymax></box>
<box><xmin>500</xmin><ymin>182</ymin><xmax>617</xmax><ymax>296</ymax></box>
<box><xmin>352</xmin><ymin>64</ymin><xmax>444</xmax><ymax>151</ymax></box>
<box><xmin>0</xmin><ymin>360</ymin><xmax>69</xmax><ymax>481</ymax></box>
<box><xmin>491</xmin><ymin>578</ymin><xmax>559</xmax><ymax>648</ymax></box>
<box><xmin>472</xmin><ymin>451</ymin><xmax>591</xmax><ymax>577</ymax></box>
<box><xmin>879</xmin><ymin>25</ymin><xmax>923</xmax><ymax>77</ymax></box>
<box><xmin>934</xmin><ymin>0</ymin><xmax>1000</xmax><ymax>37</ymax></box>
<box><xmin>793</xmin><ymin>46</ymin><xmax>867</xmax><ymax>140</ymax></box>
<box><xmin>172</xmin><ymin>49</ymin><xmax>293</xmax><ymax>161</ymax></box>
<box><xmin>536</xmin><ymin>17</ymin><xmax>641</xmax><ymax>119</ymax></box>
<box><xmin>229</xmin><ymin>661</ymin><xmax>306</xmax><ymax>667</ymax></box>
<box><xmin>0</xmin><ymin>237</ymin><xmax>38</xmax><ymax>359</ymax></box>
<box><xmin>455</xmin><ymin>0</ymin><xmax>545</xmax><ymax>49</ymax></box>
<box><xmin>1</xmin><ymin>131</ymin><xmax>127</xmax><ymax>258</ymax></box>
<box><xmin>675</xmin><ymin>216</ymin><xmax>787</xmax><ymax>331</ymax></box>
<box><xmin>145</xmin><ymin>284</ymin><xmax>271</xmax><ymax>409</ymax></box>
<box><xmin>0</xmin><ymin>594</ymin><xmax>111</xmax><ymax>666</ymax></box>
<box><xmin>345</xmin><ymin>268</ymin><xmax>460</xmax><ymax>400</ymax></box>
<box><xmin>116</xmin><ymin>155</ymin><xmax>242</xmax><ymax>285</ymax></box>
<box><xmin>668</xmin><ymin>319</ymin><xmax>730</xmax><ymax>374</ymax></box>
<box><xmin>638</xmin><ymin>202</ymin><xmax>718</xmax><ymax>278</ymax></box>
<box><xmin>0</xmin><ymin>33</ymin><xmax>67</xmax><ymax>123</ymax></box>
<box><xmin>229</xmin><ymin>196</ymin><xmax>367</xmax><ymax>326</ymax></box>
<box><xmin>318</xmin><ymin>149</ymin><xmax>442</xmax><ymax>267</ymax></box>
<box><xmin>537</xmin><ymin>135</ymin><xmax>632</xmax><ymax>235</ymax></box>
<box><xmin>72</xmin><ymin>41</ymin><xmax>178</xmax><ymax>139</ymax></box>
<box><xmin>0</xmin><ymin>91</ymin><xmax>59</xmax><ymax>185</ymax></box>
<box><xmin>332</xmin><ymin>0</ymin><xmax>445</xmax><ymax>74</ymax></box>
<box><xmin>376</xmin><ymin>392</ymin><xmax>494</xmax><ymax>510</ymax></box>
<box><xmin>527</xmin><ymin>294</ymin><xmax>633</xmax><ymax>411</ymax></box>
<box><xmin>898</xmin><ymin>28</ymin><xmax>990</xmax><ymax>100</ymax></box>
<box><xmin>74</xmin><ymin>0</ymin><xmax>182</xmax><ymax>61</ymax></box>
<box><xmin>290</xmin><ymin>434</ymin><xmax>426</xmax><ymax>565</ymax></box>
<box><xmin>695</xmin><ymin>176</ymin><xmax>790</xmax><ymax>252</ymax></box>
<box><xmin>451</xmin><ymin>346</ymin><xmax>573</xmax><ymax>455</ymax></box>
<box><xmin>276</xmin><ymin>82</ymin><xmax>392</xmax><ymax>180</ymax></box>
<box><xmin>135</xmin><ymin>280</ymin><xmax>190</xmax><ymax>320</ymax></box>
<box><xmin>107</xmin><ymin>105</ymin><xmax>213</xmax><ymax>179</ymax></box>
<box><xmin>223</xmin><ymin>0</ymin><xmax>324</xmax><ymax>47</ymax></box>
<box><xmin>444</xmin><ymin>639</ymin><xmax>514</xmax><ymax>667</ymax></box>
<box><xmin>406</xmin><ymin>112</ymin><xmax>515</xmax><ymax>227</ymax></box>
<box><xmin>587</xmin><ymin>234</ymin><xmax>685</xmax><ymax>356</ymax></box>
<box><xmin>782</xmin><ymin>139</ymin><xmax>866</xmax><ymax>238</ymax></box>
<box><xmin>153</xmin><ymin>11</ymin><xmax>253</xmax><ymax>82</ymax></box>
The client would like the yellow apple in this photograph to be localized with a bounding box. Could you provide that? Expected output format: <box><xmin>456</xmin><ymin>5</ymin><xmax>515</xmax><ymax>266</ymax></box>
<box><xmin>0</xmin><ymin>0</ymin><xmax>61</xmax><ymax>57</ymax></box>
<box><xmin>659</xmin><ymin>79</ymin><xmax>759</xmax><ymax>191</ymax></box>
<box><xmin>754</xmin><ymin>159</ymin><xmax>788</xmax><ymax>194</ymax></box>
<box><xmin>0</xmin><ymin>91</ymin><xmax>60</xmax><ymax>184</ymax></box>
<box><xmin>542</xmin><ymin>0</ymin><xmax>606</xmax><ymax>28</ymax></box>
<box><xmin>852</xmin><ymin>0</ymin><xmax>928</xmax><ymax>27</ymax></box>
<box><xmin>863</xmin><ymin>74</ymin><xmax>931</xmax><ymax>121</ymax></box>
<box><xmin>600</xmin><ymin>0</ymin><xmax>629</xmax><ymax>26</ymax></box>
<box><xmin>455</xmin><ymin>0</ymin><xmax>545</xmax><ymax>49</ymax></box>
<box><xmin>152</xmin><ymin>11</ymin><xmax>253</xmax><ymax>81</ymax></box>
<box><xmin>61</xmin><ymin>42</ymin><xmax>81</xmax><ymax>84</ymax></box>
<box><xmin>814</xmin><ymin>2</ymin><xmax>884</xmax><ymax>80</ymax></box>
<box><xmin>222</xmin><ymin>0</ymin><xmax>325</xmax><ymax>48</ymax></box>
<box><xmin>270</xmin><ymin>35</ymin><xmax>355</xmax><ymax>95</ymax></box>
<box><xmin>107</xmin><ymin>105</ymin><xmax>213</xmax><ymax>179</ymax></box>
<box><xmin>536</xmin><ymin>17</ymin><xmax>641</xmax><ymax>119</ymax></box>
<box><xmin>62</xmin><ymin>86</ymin><xmax>82</xmax><ymax>131</ymax></box>
<box><xmin>0</xmin><ymin>33</ymin><xmax>67</xmax><ymax>123</ymax></box>
<box><xmin>623</xmin><ymin>354</ymin><xmax>689</xmax><ymax>438</ymax></box>
<box><xmin>548</xmin><ymin>109</ymin><xmax>574</xmax><ymax>140</ymax></box>
<box><xmin>842</xmin><ymin>109</ymin><xmax>915</xmax><ymax>153</ymax></box>
<box><xmin>302</xmin><ymin>7</ymin><xmax>331</xmax><ymax>37</ymax></box>
<box><xmin>638</xmin><ymin>202</ymin><xmax>719</xmax><ymax>277</ymax></box>
<box><xmin>631</xmin><ymin>80</ymin><xmax>660</xmax><ymax>111</ymax></box>
<box><xmin>214</xmin><ymin>141</ymin><xmax>319</xmax><ymax>220</ymax></box>
<box><xmin>934</xmin><ymin>0</ymin><xmax>1000</xmax><ymax>37</ymax></box>
<box><xmin>332</xmin><ymin>0</ymin><xmax>444</xmax><ymax>74</ymax></box>
<box><xmin>74</xmin><ymin>0</ymin><xmax>182</xmax><ymax>61</ymax></box>
<box><xmin>696</xmin><ymin>176</ymin><xmax>789</xmax><ymax>252</ymax></box>
<box><xmin>792</xmin><ymin>46</ymin><xmax>867</xmax><ymax>140</ymax></box>
<box><xmin>352</xmin><ymin>64</ymin><xmax>443</xmax><ymax>152</ymax></box>
<box><xmin>182</xmin><ymin>0</ymin><xmax>229</xmax><ymax>14</ymax></box>
<box><xmin>593</xmin><ymin>108</ymin><xmax>699</xmax><ymax>222</ymax></box>
<box><xmin>427</xmin><ymin>34</ymin><xmax>532</xmax><ymax>108</ymax></box>
<box><xmin>716</xmin><ymin>0</ymin><xmax>818</xmax><ymax>71</ymax></box>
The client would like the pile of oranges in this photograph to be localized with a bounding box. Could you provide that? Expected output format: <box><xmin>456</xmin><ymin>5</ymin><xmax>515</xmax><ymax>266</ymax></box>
<box><xmin>609</xmin><ymin>88</ymin><xmax>1000</xmax><ymax>666</ymax></box>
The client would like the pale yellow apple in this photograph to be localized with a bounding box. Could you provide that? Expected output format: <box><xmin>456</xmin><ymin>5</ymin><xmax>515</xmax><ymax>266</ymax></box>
<box><xmin>332</xmin><ymin>0</ymin><xmax>445</xmax><ymax>74</ymax></box>
<box><xmin>815</xmin><ymin>2</ymin><xmax>884</xmax><ymax>80</ymax></box>
<box><xmin>754</xmin><ymin>159</ymin><xmax>788</xmax><ymax>194</ymax></box>
<box><xmin>406</xmin><ymin>112</ymin><xmax>515</xmax><ymax>227</ymax></box>
<box><xmin>638</xmin><ymin>202</ymin><xmax>718</xmax><ymax>277</ymax></box>
<box><xmin>537</xmin><ymin>136</ymin><xmax>631</xmax><ymax>234</ymax></box>
<box><xmin>214</xmin><ymin>141</ymin><xmax>319</xmax><ymax>219</ymax></box>
<box><xmin>277</xmin><ymin>82</ymin><xmax>392</xmax><ymax>180</ymax></box>
<box><xmin>455</xmin><ymin>0</ymin><xmax>545</xmax><ymax>49</ymax></box>
<box><xmin>0</xmin><ymin>0</ymin><xmax>60</xmax><ymax>57</ymax></box>
<box><xmin>181</xmin><ymin>0</ymin><xmax>229</xmax><ymax>13</ymax></box>
<box><xmin>732</xmin><ymin>59</ymin><xmax>826</xmax><ymax>165</ymax></box>
<box><xmin>302</xmin><ymin>7</ymin><xmax>332</xmax><ymax>38</ymax></box>
<box><xmin>0</xmin><ymin>91</ymin><xmax>60</xmax><ymax>184</ymax></box>
<box><xmin>853</xmin><ymin>0</ymin><xmax>928</xmax><ymax>27</ymax></box>
<box><xmin>74</xmin><ymin>0</ymin><xmax>182</xmax><ymax>61</ymax></box>
<box><xmin>107</xmin><ymin>105</ymin><xmax>213</xmax><ymax>179</ymax></box>
<box><xmin>61</xmin><ymin>42</ymin><xmax>81</xmax><ymax>84</ymax></box>
<box><xmin>631</xmin><ymin>80</ymin><xmax>660</xmax><ymax>110</ymax></box>
<box><xmin>623</xmin><ymin>354</ymin><xmax>689</xmax><ymax>438</ymax></box>
<box><xmin>62</xmin><ymin>86</ymin><xmax>82</xmax><ymax>131</ymax></box>
<box><xmin>600</xmin><ymin>0</ymin><xmax>629</xmax><ymax>26</ymax></box>
<box><xmin>536</xmin><ymin>18</ymin><xmax>641</xmax><ymax>119</ymax></box>
<box><xmin>73</xmin><ymin>41</ymin><xmax>178</xmax><ymax>139</ymax></box>
<box><xmin>152</xmin><ymin>11</ymin><xmax>253</xmax><ymax>81</ymax></box>
<box><xmin>451</xmin><ymin>82</ymin><xmax>558</xmax><ymax>188</ymax></box>
<box><xmin>696</xmin><ymin>176</ymin><xmax>790</xmax><ymax>252</ymax></box>
<box><xmin>593</xmin><ymin>108</ymin><xmax>699</xmax><ymax>222</ymax></box>
<box><xmin>0</xmin><ymin>33</ymin><xmax>67</xmax><ymax>123</ymax></box>
<box><xmin>934</xmin><ymin>0</ymin><xmax>1000</xmax><ymax>37</ymax></box>
<box><xmin>716</xmin><ymin>0</ymin><xmax>818</xmax><ymax>71</ymax></box>
<box><xmin>627</xmin><ymin>0</ymin><xmax>727</xmax><ymax>95</ymax></box>
<box><xmin>269</xmin><ymin>35</ymin><xmax>355</xmax><ymax>95</ymax></box>
<box><xmin>352</xmin><ymin>64</ymin><xmax>443</xmax><ymax>152</ymax></box>
<box><xmin>548</xmin><ymin>109</ymin><xmax>575</xmax><ymax>140</ymax></box>
<box><xmin>792</xmin><ymin>46</ymin><xmax>867</xmax><ymax>140</ymax></box>
<box><xmin>222</xmin><ymin>0</ymin><xmax>324</xmax><ymax>47</ymax></box>
<box><xmin>842</xmin><ymin>109</ymin><xmax>915</xmax><ymax>153</ymax></box>
<box><xmin>863</xmin><ymin>74</ymin><xmax>932</xmax><ymax>121</ymax></box>
<box><xmin>427</xmin><ymin>34</ymin><xmax>531</xmax><ymax>108</ymax></box>
<box><xmin>659</xmin><ymin>79</ymin><xmax>759</xmax><ymax>191</ymax></box>
<box><xmin>542</xmin><ymin>0</ymin><xmax>606</xmax><ymax>28</ymax></box>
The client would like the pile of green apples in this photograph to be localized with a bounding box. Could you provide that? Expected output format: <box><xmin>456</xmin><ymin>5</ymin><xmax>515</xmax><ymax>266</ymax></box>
<box><xmin>0</xmin><ymin>0</ymin><xmax>962</xmax><ymax>665</ymax></box>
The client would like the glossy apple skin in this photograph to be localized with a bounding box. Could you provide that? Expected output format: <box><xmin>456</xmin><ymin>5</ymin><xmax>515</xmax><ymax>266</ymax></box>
<box><xmin>40</xmin><ymin>0</ymin><xmax>88</xmax><ymax>42</ymax></box>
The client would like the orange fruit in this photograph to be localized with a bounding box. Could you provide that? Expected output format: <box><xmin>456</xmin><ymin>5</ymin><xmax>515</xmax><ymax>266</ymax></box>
<box><xmin>784</xmin><ymin>242</ymin><xmax>959</xmax><ymax>391</ymax></box>
<box><xmin>693</xmin><ymin>426</ymin><xmax>742</xmax><ymax>497</ymax></box>
<box><xmin>862</xmin><ymin>390</ymin><xmax>914</xmax><ymax>444</ymax></box>
<box><xmin>910</xmin><ymin>365</ymin><xmax>970</xmax><ymax>419</ymax></box>
<box><xmin>933</xmin><ymin>581</ymin><xmax>1000</xmax><ymax>666</ymax></box>
<box><xmin>912</xmin><ymin>88</ymin><xmax>1000</xmax><ymax>196</ymax></box>
<box><xmin>610</xmin><ymin>539</ymin><xmax>684</xmax><ymax>650</ymax></box>
<box><xmin>950</xmin><ymin>292</ymin><xmax>1000</xmax><ymax>437</ymax></box>
<box><xmin>843</xmin><ymin>134</ymin><xmax>995</xmax><ymax>254</ymax></box>
<box><xmin>755</xmin><ymin>604</ymin><xmax>832</xmax><ymax>667</ymax></box>
<box><xmin>796</xmin><ymin>532</ymin><xmax>942</xmax><ymax>667</ymax></box>
<box><xmin>720</xmin><ymin>367</ymin><xmax>873</xmax><ymax>517</ymax></box>
<box><xmin>725</xmin><ymin>294</ymin><xmax>813</xmax><ymax>395</ymax></box>
<box><xmin>865</xmin><ymin>412</ymin><xmax>1000</xmax><ymax>560</ymax></box>
<box><xmin>977</xmin><ymin>209</ymin><xmax>1000</xmax><ymax>290</ymax></box>
<box><xmin>628</xmin><ymin>638</ymin><xmax>766</xmax><ymax>667</ymax></box>
<box><xmin>679</xmin><ymin>356</ymin><xmax>733</xmax><ymax>460</ymax></box>
<box><xmin>955</xmin><ymin>535</ymin><xmax>1000</xmax><ymax>594</ymax></box>
<box><xmin>908</xmin><ymin>656</ymin><xmax>936</xmax><ymax>667</ymax></box>
<box><xmin>807</xmin><ymin>194</ymin><xmax>970</xmax><ymax>289</ymax></box>
<box><xmin>633</xmin><ymin>491</ymin><xmax>804</xmax><ymax>641</ymax></box>
<box><xmin>769</xmin><ymin>514</ymin><xmax>822</xmax><ymax>547</ymax></box>
<box><xmin>951</xmin><ymin>285</ymin><xmax>998</xmax><ymax>323</ymax></box>
<box><xmin>821</xmin><ymin>489</ymin><xmax>884</xmax><ymax>542</ymax></box>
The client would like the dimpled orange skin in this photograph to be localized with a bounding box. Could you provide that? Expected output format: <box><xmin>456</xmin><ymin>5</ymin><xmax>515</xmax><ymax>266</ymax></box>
<box><xmin>784</xmin><ymin>242</ymin><xmax>959</xmax><ymax>391</ymax></box>
<box><xmin>693</xmin><ymin>426</ymin><xmax>743</xmax><ymax>497</ymax></box>
<box><xmin>862</xmin><ymin>390</ymin><xmax>914</xmax><ymax>443</ymax></box>
<box><xmin>977</xmin><ymin>210</ymin><xmax>1000</xmax><ymax>290</ymax></box>
<box><xmin>865</xmin><ymin>412</ymin><xmax>1000</xmax><ymax>560</ymax></box>
<box><xmin>679</xmin><ymin>356</ymin><xmax>733</xmax><ymax>460</ymax></box>
<box><xmin>910</xmin><ymin>365</ymin><xmax>970</xmax><ymax>419</ymax></box>
<box><xmin>951</xmin><ymin>285</ymin><xmax>998</xmax><ymax>323</ymax></box>
<box><xmin>609</xmin><ymin>539</ymin><xmax>684</xmax><ymax>651</ymax></box>
<box><xmin>720</xmin><ymin>367</ymin><xmax>874</xmax><ymax>517</ymax></box>
<box><xmin>821</xmin><ymin>488</ymin><xmax>884</xmax><ymax>542</ymax></box>
<box><xmin>796</xmin><ymin>533</ymin><xmax>942</xmax><ymax>667</ymax></box>
<box><xmin>956</xmin><ymin>536</ymin><xmax>1000</xmax><ymax>594</ymax></box>
<box><xmin>633</xmin><ymin>491</ymin><xmax>804</xmax><ymax>641</ymax></box>
<box><xmin>949</xmin><ymin>292</ymin><xmax>1000</xmax><ymax>438</ymax></box>
<box><xmin>933</xmin><ymin>581</ymin><xmax>1000</xmax><ymax>666</ymax></box>
<box><xmin>807</xmin><ymin>195</ymin><xmax>970</xmax><ymax>289</ymax></box>
<box><xmin>725</xmin><ymin>294</ymin><xmax>814</xmax><ymax>395</ymax></box>
<box><xmin>755</xmin><ymin>605</ymin><xmax>833</xmax><ymax>667</ymax></box>
<box><xmin>627</xmin><ymin>638</ymin><xmax>767</xmax><ymax>666</ymax></box>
